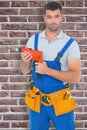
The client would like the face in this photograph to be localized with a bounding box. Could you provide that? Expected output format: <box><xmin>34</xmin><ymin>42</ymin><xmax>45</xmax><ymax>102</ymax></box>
<box><xmin>43</xmin><ymin>9</ymin><xmax>64</xmax><ymax>32</ymax></box>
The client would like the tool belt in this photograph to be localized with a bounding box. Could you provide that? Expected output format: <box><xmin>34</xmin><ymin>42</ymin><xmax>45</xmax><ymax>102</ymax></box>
<box><xmin>24</xmin><ymin>86</ymin><xmax>78</xmax><ymax>116</ymax></box>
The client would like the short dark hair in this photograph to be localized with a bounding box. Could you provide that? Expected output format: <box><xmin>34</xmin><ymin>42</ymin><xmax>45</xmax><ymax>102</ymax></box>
<box><xmin>43</xmin><ymin>1</ymin><xmax>62</xmax><ymax>14</ymax></box>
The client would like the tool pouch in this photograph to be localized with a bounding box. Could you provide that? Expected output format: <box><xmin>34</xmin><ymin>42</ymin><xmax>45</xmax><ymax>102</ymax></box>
<box><xmin>53</xmin><ymin>95</ymin><xmax>78</xmax><ymax>116</ymax></box>
<box><xmin>24</xmin><ymin>88</ymin><xmax>40</xmax><ymax>112</ymax></box>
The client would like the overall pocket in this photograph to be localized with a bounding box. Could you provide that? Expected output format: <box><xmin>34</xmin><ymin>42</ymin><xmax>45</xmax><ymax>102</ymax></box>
<box><xmin>25</xmin><ymin>89</ymin><xmax>40</xmax><ymax>112</ymax></box>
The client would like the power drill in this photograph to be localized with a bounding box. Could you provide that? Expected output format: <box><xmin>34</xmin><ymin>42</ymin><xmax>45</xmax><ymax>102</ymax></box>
<box><xmin>22</xmin><ymin>47</ymin><xmax>43</xmax><ymax>63</ymax></box>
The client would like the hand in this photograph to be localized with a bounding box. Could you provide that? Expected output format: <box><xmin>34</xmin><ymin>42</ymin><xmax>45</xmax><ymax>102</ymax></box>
<box><xmin>21</xmin><ymin>51</ymin><xmax>32</xmax><ymax>63</ymax></box>
<box><xmin>35</xmin><ymin>62</ymin><xmax>48</xmax><ymax>74</ymax></box>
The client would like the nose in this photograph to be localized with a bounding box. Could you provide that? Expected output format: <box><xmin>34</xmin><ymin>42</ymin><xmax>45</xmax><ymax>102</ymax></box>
<box><xmin>51</xmin><ymin>18</ymin><xmax>55</xmax><ymax>23</ymax></box>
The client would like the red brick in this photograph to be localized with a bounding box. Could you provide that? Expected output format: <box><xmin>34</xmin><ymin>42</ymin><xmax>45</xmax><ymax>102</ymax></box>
<box><xmin>0</xmin><ymin>99</ymin><xmax>17</xmax><ymax>105</ymax></box>
<box><xmin>0</xmin><ymin>39</ymin><xmax>18</xmax><ymax>45</ymax></box>
<box><xmin>0</xmin><ymin>92</ymin><xmax>8</xmax><ymax>97</ymax></box>
<box><xmin>12</xmin><ymin>122</ymin><xmax>28</xmax><ymax>128</ymax></box>
<box><xmin>20</xmin><ymin>39</ymin><xmax>28</xmax><ymax>45</ymax></box>
<box><xmin>84</xmin><ymin>61</ymin><xmax>87</xmax><ymax>67</ymax></box>
<box><xmin>82</xmin><ymin>69</ymin><xmax>87</xmax><ymax>75</ymax></box>
<box><xmin>2</xmin><ymin>24</ymin><xmax>37</xmax><ymax>30</ymax></box>
<box><xmin>0</xmin><ymin>54</ymin><xmax>9</xmax><ymax>60</ymax></box>
<box><xmin>0</xmin><ymin>17</ymin><xmax>8</xmax><ymax>22</ymax></box>
<box><xmin>0</xmin><ymin>9</ymin><xmax>18</xmax><ymax>15</ymax></box>
<box><xmin>0</xmin><ymin>123</ymin><xmax>9</xmax><ymax>128</ymax></box>
<box><xmin>81</xmin><ymin>54</ymin><xmax>87</xmax><ymax>60</ymax></box>
<box><xmin>66</xmin><ymin>31</ymin><xmax>83</xmax><ymax>37</ymax></box>
<box><xmin>20</xmin><ymin>8</ymin><xmax>42</xmax><ymax>15</ymax></box>
<box><xmin>77</xmin><ymin>39</ymin><xmax>87</xmax><ymax>45</ymax></box>
<box><xmin>0</xmin><ymin>54</ymin><xmax>20</xmax><ymax>60</ymax></box>
<box><xmin>76</xmin><ymin>84</ymin><xmax>87</xmax><ymax>90</ymax></box>
<box><xmin>11</xmin><ymin>1</ymin><xmax>28</xmax><ymax>7</ymax></box>
<box><xmin>2</xmin><ymin>83</ymin><xmax>30</xmax><ymax>90</ymax></box>
<box><xmin>0</xmin><ymin>1</ymin><xmax>9</xmax><ymax>7</ymax></box>
<box><xmin>0</xmin><ymin>77</ymin><xmax>8</xmax><ymax>82</ymax></box>
<box><xmin>0</xmin><ymin>68</ymin><xmax>19</xmax><ymax>75</ymax></box>
<box><xmin>10</xmin><ymin>76</ymin><xmax>27</xmax><ymax>82</ymax></box>
<box><xmin>64</xmin><ymin>8</ymin><xmax>87</xmax><ymax>15</ymax></box>
<box><xmin>66</xmin><ymin>0</ymin><xmax>83</xmax><ymax>7</ymax></box>
<box><xmin>0</xmin><ymin>107</ymin><xmax>9</xmax><ymax>112</ymax></box>
<box><xmin>73</xmin><ymin>91</ymin><xmax>84</xmax><ymax>97</ymax></box>
<box><xmin>62</xmin><ymin>23</ymin><xmax>75</xmax><ymax>30</ymax></box>
<box><xmin>80</xmin><ymin>60</ymin><xmax>84</xmax><ymax>68</ymax></box>
<box><xmin>0</xmin><ymin>32</ymin><xmax>8</xmax><ymax>37</ymax></box>
<box><xmin>80</xmin><ymin>46</ymin><xmax>87</xmax><ymax>52</ymax></box>
<box><xmin>30</xmin><ymin>1</ymin><xmax>46</xmax><ymax>7</ymax></box>
<box><xmin>85</xmin><ymin>32</ymin><xmax>87</xmax><ymax>37</ymax></box>
<box><xmin>0</xmin><ymin>48</ymin><xmax>8</xmax><ymax>53</ymax></box>
<box><xmin>76</xmin><ymin>114</ymin><xmax>87</xmax><ymax>120</ymax></box>
<box><xmin>29</xmin><ymin>16</ymin><xmax>43</xmax><ymax>22</ymax></box>
<box><xmin>66</xmin><ymin>16</ymin><xmax>84</xmax><ymax>22</ymax></box>
<box><xmin>84</xmin><ymin>76</ymin><xmax>87</xmax><ymax>82</ymax></box>
<box><xmin>4</xmin><ymin>114</ymin><xmax>28</xmax><ymax>120</ymax></box>
<box><xmin>0</xmin><ymin>61</ymin><xmax>8</xmax><ymax>67</ymax></box>
<box><xmin>75</xmin><ymin>122</ymin><xmax>84</xmax><ymax>128</ymax></box>
<box><xmin>11</xmin><ymin>92</ymin><xmax>25</xmax><ymax>97</ymax></box>
<box><xmin>9</xmin><ymin>31</ymin><xmax>26</xmax><ymax>37</ymax></box>
<box><xmin>76</xmin><ymin>99</ymin><xmax>87</xmax><ymax>105</ymax></box>
<box><xmin>10</xmin><ymin>16</ymin><xmax>27</xmax><ymax>22</ymax></box>
<box><xmin>84</xmin><ymin>107</ymin><xmax>87</xmax><ymax>112</ymax></box>
<box><xmin>76</xmin><ymin>23</ymin><xmax>87</xmax><ymax>30</ymax></box>
<box><xmin>75</xmin><ymin>106</ymin><xmax>83</xmax><ymax>112</ymax></box>
<box><xmin>85</xmin><ymin>92</ymin><xmax>87</xmax><ymax>97</ymax></box>
<box><xmin>19</xmin><ymin>99</ymin><xmax>25</xmax><ymax>105</ymax></box>
<box><xmin>10</xmin><ymin>61</ymin><xmax>20</xmax><ymax>68</ymax></box>
<box><xmin>85</xmin><ymin>122</ymin><xmax>87</xmax><ymax>128</ymax></box>
<box><xmin>85</xmin><ymin>0</ymin><xmax>87</xmax><ymax>6</ymax></box>
<box><xmin>11</xmin><ymin>107</ymin><xmax>27</xmax><ymax>112</ymax></box>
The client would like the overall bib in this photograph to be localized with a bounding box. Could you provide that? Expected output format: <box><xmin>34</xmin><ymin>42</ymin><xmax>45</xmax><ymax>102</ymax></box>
<box><xmin>28</xmin><ymin>34</ymin><xmax>76</xmax><ymax>130</ymax></box>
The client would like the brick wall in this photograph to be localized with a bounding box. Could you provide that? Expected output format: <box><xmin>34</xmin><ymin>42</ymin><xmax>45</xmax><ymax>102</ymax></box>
<box><xmin>0</xmin><ymin>0</ymin><xmax>87</xmax><ymax>130</ymax></box>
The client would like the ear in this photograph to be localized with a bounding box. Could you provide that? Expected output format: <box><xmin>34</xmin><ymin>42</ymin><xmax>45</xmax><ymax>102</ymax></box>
<box><xmin>61</xmin><ymin>13</ymin><xmax>64</xmax><ymax>22</ymax></box>
<box><xmin>43</xmin><ymin>14</ymin><xmax>46</xmax><ymax>22</ymax></box>
<box><xmin>43</xmin><ymin>14</ymin><xmax>45</xmax><ymax>21</ymax></box>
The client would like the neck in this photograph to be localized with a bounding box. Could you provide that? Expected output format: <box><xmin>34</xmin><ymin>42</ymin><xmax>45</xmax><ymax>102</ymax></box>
<box><xmin>45</xmin><ymin>29</ymin><xmax>61</xmax><ymax>43</ymax></box>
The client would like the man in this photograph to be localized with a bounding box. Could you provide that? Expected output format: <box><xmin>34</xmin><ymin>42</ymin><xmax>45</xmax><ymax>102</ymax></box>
<box><xmin>20</xmin><ymin>1</ymin><xmax>81</xmax><ymax>130</ymax></box>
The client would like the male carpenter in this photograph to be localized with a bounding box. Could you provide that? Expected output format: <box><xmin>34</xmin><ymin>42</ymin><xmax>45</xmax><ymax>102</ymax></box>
<box><xmin>20</xmin><ymin>1</ymin><xmax>81</xmax><ymax>130</ymax></box>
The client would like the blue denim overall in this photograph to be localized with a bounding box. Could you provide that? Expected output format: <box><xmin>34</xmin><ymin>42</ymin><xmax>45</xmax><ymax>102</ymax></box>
<box><xmin>29</xmin><ymin>34</ymin><xmax>75</xmax><ymax>130</ymax></box>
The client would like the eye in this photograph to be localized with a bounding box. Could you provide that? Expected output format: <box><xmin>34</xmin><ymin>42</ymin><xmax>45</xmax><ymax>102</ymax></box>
<box><xmin>47</xmin><ymin>15</ymin><xmax>52</xmax><ymax>19</ymax></box>
<box><xmin>55</xmin><ymin>15</ymin><xmax>60</xmax><ymax>18</ymax></box>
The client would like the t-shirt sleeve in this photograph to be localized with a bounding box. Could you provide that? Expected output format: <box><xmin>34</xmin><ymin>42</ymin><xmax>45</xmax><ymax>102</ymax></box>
<box><xmin>67</xmin><ymin>40</ymin><xmax>80</xmax><ymax>60</ymax></box>
<box><xmin>26</xmin><ymin>35</ymin><xmax>35</xmax><ymax>49</ymax></box>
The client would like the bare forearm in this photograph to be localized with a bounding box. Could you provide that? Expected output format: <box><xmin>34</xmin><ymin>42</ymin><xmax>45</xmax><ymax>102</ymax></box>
<box><xmin>35</xmin><ymin>59</ymin><xmax>81</xmax><ymax>83</ymax></box>
<box><xmin>46</xmin><ymin>67</ymin><xmax>81</xmax><ymax>83</ymax></box>
<box><xmin>20</xmin><ymin>60</ymin><xmax>32</xmax><ymax>74</ymax></box>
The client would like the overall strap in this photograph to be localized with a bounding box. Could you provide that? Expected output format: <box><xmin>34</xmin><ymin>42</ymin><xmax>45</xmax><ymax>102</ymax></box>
<box><xmin>34</xmin><ymin>34</ymin><xmax>39</xmax><ymax>50</ymax></box>
<box><xmin>57</xmin><ymin>38</ymin><xmax>74</xmax><ymax>60</ymax></box>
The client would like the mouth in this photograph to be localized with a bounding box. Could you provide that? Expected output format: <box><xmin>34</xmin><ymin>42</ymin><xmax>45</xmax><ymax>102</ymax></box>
<box><xmin>48</xmin><ymin>24</ymin><xmax>59</xmax><ymax>31</ymax></box>
<box><xmin>51</xmin><ymin>23</ymin><xmax>56</xmax><ymax>26</ymax></box>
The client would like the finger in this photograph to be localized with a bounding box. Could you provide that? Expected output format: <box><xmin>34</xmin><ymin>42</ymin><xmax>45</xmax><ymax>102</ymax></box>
<box><xmin>23</xmin><ymin>52</ymin><xmax>31</xmax><ymax>56</ymax></box>
<box><xmin>22</xmin><ymin>53</ymin><xmax>32</xmax><ymax>62</ymax></box>
<box><xmin>22</xmin><ymin>52</ymin><xmax>32</xmax><ymax>58</ymax></box>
